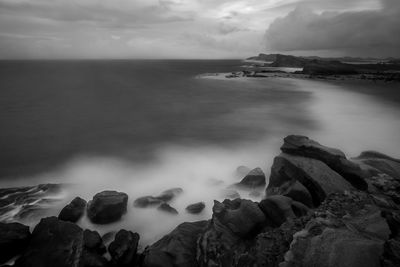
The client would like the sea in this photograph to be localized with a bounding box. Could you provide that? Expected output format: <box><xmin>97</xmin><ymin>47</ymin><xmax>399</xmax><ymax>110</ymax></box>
<box><xmin>1</xmin><ymin>60</ymin><xmax>400</xmax><ymax>246</ymax></box>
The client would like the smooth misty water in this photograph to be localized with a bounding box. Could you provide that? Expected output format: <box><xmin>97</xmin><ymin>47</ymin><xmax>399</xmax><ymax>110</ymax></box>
<box><xmin>1</xmin><ymin>60</ymin><xmax>400</xmax><ymax>246</ymax></box>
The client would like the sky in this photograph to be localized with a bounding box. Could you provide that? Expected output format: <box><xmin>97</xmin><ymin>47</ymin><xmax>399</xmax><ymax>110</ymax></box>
<box><xmin>0</xmin><ymin>0</ymin><xmax>398</xmax><ymax>59</ymax></box>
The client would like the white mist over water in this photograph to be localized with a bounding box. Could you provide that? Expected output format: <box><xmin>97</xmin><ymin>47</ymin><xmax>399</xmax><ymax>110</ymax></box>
<box><xmin>1</xmin><ymin>77</ymin><xmax>400</xmax><ymax>247</ymax></box>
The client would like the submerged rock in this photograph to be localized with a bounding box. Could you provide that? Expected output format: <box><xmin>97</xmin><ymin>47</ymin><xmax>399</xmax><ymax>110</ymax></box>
<box><xmin>133</xmin><ymin>196</ymin><xmax>163</xmax><ymax>208</ymax></box>
<box><xmin>267</xmin><ymin>153</ymin><xmax>353</xmax><ymax>206</ymax></box>
<box><xmin>157</xmin><ymin>203</ymin><xmax>178</xmax><ymax>215</ymax></box>
<box><xmin>133</xmin><ymin>188</ymin><xmax>183</xmax><ymax>208</ymax></box>
<box><xmin>58</xmin><ymin>197</ymin><xmax>87</xmax><ymax>223</ymax></box>
<box><xmin>143</xmin><ymin>221</ymin><xmax>208</xmax><ymax>267</ymax></box>
<box><xmin>156</xmin><ymin>188</ymin><xmax>183</xmax><ymax>202</ymax></box>
<box><xmin>0</xmin><ymin>222</ymin><xmax>31</xmax><ymax>264</ymax></box>
<box><xmin>108</xmin><ymin>230</ymin><xmax>139</xmax><ymax>267</ymax></box>
<box><xmin>185</xmin><ymin>202</ymin><xmax>205</xmax><ymax>214</ymax></box>
<box><xmin>87</xmin><ymin>191</ymin><xmax>128</xmax><ymax>224</ymax></box>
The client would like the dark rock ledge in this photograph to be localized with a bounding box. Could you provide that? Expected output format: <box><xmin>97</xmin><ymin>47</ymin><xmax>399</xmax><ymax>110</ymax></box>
<box><xmin>1</xmin><ymin>135</ymin><xmax>400</xmax><ymax>267</ymax></box>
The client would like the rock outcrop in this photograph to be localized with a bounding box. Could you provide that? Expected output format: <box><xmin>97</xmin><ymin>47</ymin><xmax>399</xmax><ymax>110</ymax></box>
<box><xmin>143</xmin><ymin>221</ymin><xmax>208</xmax><ymax>267</ymax></box>
<box><xmin>87</xmin><ymin>191</ymin><xmax>128</xmax><ymax>224</ymax></box>
<box><xmin>267</xmin><ymin>153</ymin><xmax>353</xmax><ymax>206</ymax></box>
<box><xmin>1</xmin><ymin>135</ymin><xmax>399</xmax><ymax>267</ymax></box>
<box><xmin>58</xmin><ymin>197</ymin><xmax>87</xmax><ymax>223</ymax></box>
<box><xmin>157</xmin><ymin>203</ymin><xmax>178</xmax><ymax>215</ymax></box>
<box><xmin>0</xmin><ymin>222</ymin><xmax>31</xmax><ymax>264</ymax></box>
<box><xmin>281</xmin><ymin>135</ymin><xmax>368</xmax><ymax>190</ymax></box>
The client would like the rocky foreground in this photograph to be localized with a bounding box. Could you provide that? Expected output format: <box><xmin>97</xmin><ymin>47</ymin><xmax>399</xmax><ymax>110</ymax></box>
<box><xmin>1</xmin><ymin>135</ymin><xmax>400</xmax><ymax>267</ymax></box>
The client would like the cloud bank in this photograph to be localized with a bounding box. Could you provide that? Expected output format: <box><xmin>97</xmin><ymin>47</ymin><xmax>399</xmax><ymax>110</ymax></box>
<box><xmin>265</xmin><ymin>0</ymin><xmax>400</xmax><ymax>57</ymax></box>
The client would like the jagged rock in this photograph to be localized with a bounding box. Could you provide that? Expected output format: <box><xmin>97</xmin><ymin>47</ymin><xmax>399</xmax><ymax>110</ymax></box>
<box><xmin>133</xmin><ymin>196</ymin><xmax>163</xmax><ymax>208</ymax></box>
<box><xmin>58</xmin><ymin>197</ymin><xmax>87</xmax><ymax>223</ymax></box>
<box><xmin>15</xmin><ymin>216</ymin><xmax>84</xmax><ymax>267</ymax></box>
<box><xmin>157</xmin><ymin>203</ymin><xmax>178</xmax><ymax>215</ymax></box>
<box><xmin>213</xmin><ymin>199</ymin><xmax>266</xmax><ymax>238</ymax></box>
<box><xmin>281</xmin><ymin>135</ymin><xmax>368</xmax><ymax>190</ymax></box>
<box><xmin>156</xmin><ymin>188</ymin><xmax>183</xmax><ymax>202</ymax></box>
<box><xmin>236</xmin><ymin>167</ymin><xmax>266</xmax><ymax>189</ymax></box>
<box><xmin>354</xmin><ymin>152</ymin><xmax>400</xmax><ymax>180</ymax></box>
<box><xmin>267</xmin><ymin>153</ymin><xmax>353</xmax><ymax>206</ymax></box>
<box><xmin>259</xmin><ymin>195</ymin><xmax>309</xmax><ymax>228</ymax></box>
<box><xmin>220</xmin><ymin>189</ymin><xmax>240</xmax><ymax>199</ymax></box>
<box><xmin>108</xmin><ymin>230</ymin><xmax>139</xmax><ymax>267</ymax></box>
<box><xmin>185</xmin><ymin>202</ymin><xmax>205</xmax><ymax>214</ymax></box>
<box><xmin>267</xmin><ymin>180</ymin><xmax>313</xmax><ymax>208</ymax></box>
<box><xmin>143</xmin><ymin>221</ymin><xmax>207</xmax><ymax>267</ymax></box>
<box><xmin>84</xmin><ymin>229</ymin><xmax>106</xmax><ymax>255</ymax></box>
<box><xmin>281</xmin><ymin>227</ymin><xmax>385</xmax><ymax>267</ymax></box>
<box><xmin>87</xmin><ymin>191</ymin><xmax>128</xmax><ymax>224</ymax></box>
<box><xmin>0</xmin><ymin>222</ymin><xmax>31</xmax><ymax>264</ymax></box>
<box><xmin>14</xmin><ymin>217</ymin><xmax>108</xmax><ymax>267</ymax></box>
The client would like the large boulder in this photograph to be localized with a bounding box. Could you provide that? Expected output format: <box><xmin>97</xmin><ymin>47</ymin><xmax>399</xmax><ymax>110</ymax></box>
<box><xmin>108</xmin><ymin>230</ymin><xmax>139</xmax><ymax>267</ymax></box>
<box><xmin>15</xmin><ymin>217</ymin><xmax>108</xmax><ymax>267</ymax></box>
<box><xmin>185</xmin><ymin>202</ymin><xmax>205</xmax><ymax>214</ymax></box>
<box><xmin>143</xmin><ymin>221</ymin><xmax>208</xmax><ymax>267</ymax></box>
<box><xmin>14</xmin><ymin>217</ymin><xmax>84</xmax><ymax>267</ymax></box>
<box><xmin>281</xmin><ymin>135</ymin><xmax>368</xmax><ymax>190</ymax></box>
<box><xmin>267</xmin><ymin>153</ymin><xmax>353</xmax><ymax>206</ymax></box>
<box><xmin>212</xmin><ymin>198</ymin><xmax>266</xmax><ymax>238</ymax></box>
<box><xmin>0</xmin><ymin>222</ymin><xmax>31</xmax><ymax>264</ymax></box>
<box><xmin>58</xmin><ymin>197</ymin><xmax>87</xmax><ymax>223</ymax></box>
<box><xmin>87</xmin><ymin>191</ymin><xmax>128</xmax><ymax>224</ymax></box>
<box><xmin>236</xmin><ymin>167</ymin><xmax>266</xmax><ymax>189</ymax></box>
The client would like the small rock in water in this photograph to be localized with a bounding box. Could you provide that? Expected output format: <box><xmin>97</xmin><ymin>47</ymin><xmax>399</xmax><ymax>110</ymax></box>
<box><xmin>156</xmin><ymin>188</ymin><xmax>183</xmax><ymax>202</ymax></box>
<box><xmin>186</xmin><ymin>202</ymin><xmax>205</xmax><ymax>214</ymax></box>
<box><xmin>157</xmin><ymin>203</ymin><xmax>178</xmax><ymax>215</ymax></box>
<box><xmin>236</xmin><ymin>167</ymin><xmax>266</xmax><ymax>189</ymax></box>
<box><xmin>249</xmin><ymin>190</ymin><xmax>262</xmax><ymax>198</ymax></box>
<box><xmin>58</xmin><ymin>196</ymin><xmax>87</xmax><ymax>223</ymax></box>
<box><xmin>133</xmin><ymin>196</ymin><xmax>163</xmax><ymax>208</ymax></box>
<box><xmin>87</xmin><ymin>191</ymin><xmax>128</xmax><ymax>224</ymax></box>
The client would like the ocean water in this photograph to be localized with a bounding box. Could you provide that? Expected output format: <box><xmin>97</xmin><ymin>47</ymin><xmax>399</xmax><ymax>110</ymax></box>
<box><xmin>1</xmin><ymin>60</ymin><xmax>400</xmax><ymax>246</ymax></box>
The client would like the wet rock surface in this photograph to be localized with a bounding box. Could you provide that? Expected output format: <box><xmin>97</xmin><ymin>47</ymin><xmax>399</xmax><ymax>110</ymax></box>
<box><xmin>186</xmin><ymin>202</ymin><xmax>205</xmax><ymax>214</ymax></box>
<box><xmin>0</xmin><ymin>222</ymin><xmax>31</xmax><ymax>264</ymax></box>
<box><xmin>1</xmin><ymin>135</ymin><xmax>400</xmax><ymax>267</ymax></box>
<box><xmin>87</xmin><ymin>191</ymin><xmax>128</xmax><ymax>224</ymax></box>
<box><xmin>58</xmin><ymin>197</ymin><xmax>87</xmax><ymax>223</ymax></box>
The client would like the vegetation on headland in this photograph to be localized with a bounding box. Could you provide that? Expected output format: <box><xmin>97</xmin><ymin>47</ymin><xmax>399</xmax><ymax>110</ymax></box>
<box><xmin>240</xmin><ymin>54</ymin><xmax>400</xmax><ymax>82</ymax></box>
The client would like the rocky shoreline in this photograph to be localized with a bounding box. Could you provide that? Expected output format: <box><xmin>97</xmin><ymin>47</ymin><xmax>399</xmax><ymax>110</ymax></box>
<box><xmin>1</xmin><ymin>135</ymin><xmax>400</xmax><ymax>267</ymax></box>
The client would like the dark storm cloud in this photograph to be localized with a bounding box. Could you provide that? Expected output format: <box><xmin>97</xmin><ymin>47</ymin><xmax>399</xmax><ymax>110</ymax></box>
<box><xmin>265</xmin><ymin>0</ymin><xmax>400</xmax><ymax>57</ymax></box>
